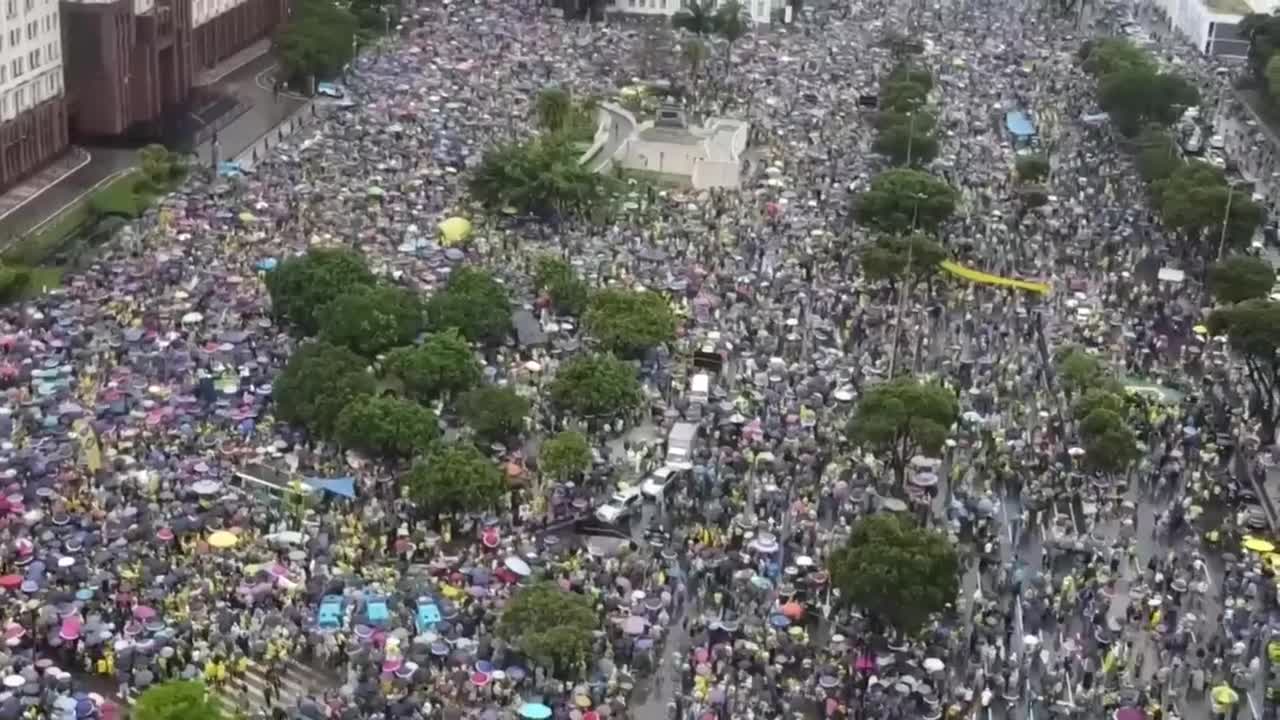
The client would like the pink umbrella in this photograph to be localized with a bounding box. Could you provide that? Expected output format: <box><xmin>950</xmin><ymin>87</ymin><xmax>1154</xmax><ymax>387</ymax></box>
<box><xmin>471</xmin><ymin>672</ymin><xmax>491</xmax><ymax>687</ymax></box>
<box><xmin>58</xmin><ymin>616</ymin><xmax>82</xmax><ymax>641</ymax></box>
<box><xmin>132</xmin><ymin>606</ymin><xmax>156</xmax><ymax>621</ymax></box>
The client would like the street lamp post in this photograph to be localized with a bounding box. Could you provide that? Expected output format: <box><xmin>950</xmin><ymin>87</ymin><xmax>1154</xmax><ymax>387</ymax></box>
<box><xmin>1217</xmin><ymin>182</ymin><xmax>1241</xmax><ymax>261</ymax></box>
<box><xmin>905</xmin><ymin>110</ymin><xmax>917</xmax><ymax>167</ymax></box>
<box><xmin>887</xmin><ymin>193</ymin><xmax>926</xmax><ymax>378</ymax></box>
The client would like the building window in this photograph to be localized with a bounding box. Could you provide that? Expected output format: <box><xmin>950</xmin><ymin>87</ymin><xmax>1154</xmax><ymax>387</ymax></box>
<box><xmin>5</xmin><ymin>0</ymin><xmax>13</xmax><ymax>17</ymax></box>
<box><xmin>23</xmin><ymin>0</ymin><xmax>31</xmax><ymax>11</ymax></box>
<box><xmin>15</xmin><ymin>88</ymin><xmax>24</xmax><ymax>111</ymax></box>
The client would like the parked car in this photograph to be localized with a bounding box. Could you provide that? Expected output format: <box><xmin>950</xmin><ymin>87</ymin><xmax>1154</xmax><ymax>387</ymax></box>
<box><xmin>595</xmin><ymin>486</ymin><xmax>644</xmax><ymax>523</ymax></box>
<box><xmin>641</xmin><ymin>466</ymin><xmax>689</xmax><ymax>500</ymax></box>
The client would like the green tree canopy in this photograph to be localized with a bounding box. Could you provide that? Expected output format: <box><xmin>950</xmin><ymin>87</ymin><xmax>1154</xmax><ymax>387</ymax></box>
<box><xmin>535</xmin><ymin>87</ymin><xmax>574</xmax><ymax>135</ymax></box>
<box><xmin>539</xmin><ymin>430</ymin><xmax>593</xmax><ymax>483</ymax></box>
<box><xmin>880</xmin><ymin>80</ymin><xmax>928</xmax><ymax>114</ymax></box>
<box><xmin>887</xmin><ymin>63</ymin><xmax>934</xmax><ymax>92</ymax></box>
<box><xmin>383</xmin><ymin>330</ymin><xmax>482</xmax><ymax>403</ymax></box>
<box><xmin>319</xmin><ymin>284</ymin><xmax>425</xmax><ymax>357</ymax></box>
<box><xmin>406</xmin><ymin>443</ymin><xmax>507</xmax><ymax>517</ymax></box>
<box><xmin>1082</xmin><ymin>38</ymin><xmax>1156</xmax><ymax>77</ymax></box>
<box><xmin>1155</xmin><ymin>162</ymin><xmax>1264</xmax><ymax>254</ymax></box>
<box><xmin>874</xmin><ymin>110</ymin><xmax>938</xmax><ymax>134</ymax></box>
<box><xmin>426</xmin><ymin>266</ymin><xmax>512</xmax><ymax>345</ymax></box>
<box><xmin>458</xmin><ymin>386</ymin><xmax>531</xmax><ymax>444</ymax></box>
<box><xmin>1015</xmin><ymin>154</ymin><xmax>1050</xmax><ymax>183</ymax></box>
<box><xmin>859</xmin><ymin>234</ymin><xmax>948</xmax><ymax>289</ymax></box>
<box><xmin>498</xmin><ymin>582</ymin><xmax>598</xmax><ymax>679</ymax></box>
<box><xmin>549</xmin><ymin>354</ymin><xmax>643</xmax><ymax>420</ymax></box>
<box><xmin>846</xmin><ymin>375</ymin><xmax>958</xmax><ymax>484</ymax></box>
<box><xmin>714</xmin><ymin>0</ymin><xmax>750</xmax><ymax>60</ymax></box>
<box><xmin>1268</xmin><ymin>54</ymin><xmax>1280</xmax><ymax>98</ymax></box>
<box><xmin>872</xmin><ymin>123</ymin><xmax>939</xmax><ymax>167</ymax></box>
<box><xmin>854</xmin><ymin>168</ymin><xmax>958</xmax><ymax>235</ymax></box>
<box><xmin>1054</xmin><ymin>346</ymin><xmax>1110</xmax><ymax>401</ymax></box>
<box><xmin>274</xmin><ymin>341</ymin><xmax>375</xmax><ymax>438</ymax></box>
<box><xmin>1098</xmin><ymin>69</ymin><xmax>1199</xmax><ymax>135</ymax></box>
<box><xmin>584</xmin><ymin>289</ymin><xmax>678</xmax><ymax>356</ymax></box>
<box><xmin>828</xmin><ymin>514</ymin><xmax>959</xmax><ymax>634</ymax></box>
<box><xmin>1078</xmin><ymin>407</ymin><xmax>1141</xmax><ymax>474</ymax></box>
<box><xmin>534</xmin><ymin>256</ymin><xmax>590</xmax><ymax>316</ymax></box>
<box><xmin>133</xmin><ymin>681</ymin><xmax>223</xmax><ymax>720</ymax></box>
<box><xmin>275</xmin><ymin>0</ymin><xmax>357</xmax><ymax>82</ymax></box>
<box><xmin>266</xmin><ymin>248</ymin><xmax>376</xmax><ymax>336</ymax></box>
<box><xmin>469</xmin><ymin>136</ymin><xmax>616</xmax><ymax>220</ymax></box>
<box><xmin>334</xmin><ymin>395</ymin><xmax>440</xmax><ymax>459</ymax></box>
<box><xmin>1073</xmin><ymin>387</ymin><xmax>1127</xmax><ymax>422</ymax></box>
<box><xmin>672</xmin><ymin>0</ymin><xmax>717</xmax><ymax>34</ymax></box>
<box><xmin>1135</xmin><ymin>125</ymin><xmax>1181</xmax><ymax>183</ymax></box>
<box><xmin>1242</xmin><ymin>12</ymin><xmax>1280</xmax><ymax>87</ymax></box>
<box><xmin>1210</xmin><ymin>255</ymin><xmax>1276</xmax><ymax>304</ymax></box>
<box><xmin>1208</xmin><ymin>298</ymin><xmax>1280</xmax><ymax>440</ymax></box>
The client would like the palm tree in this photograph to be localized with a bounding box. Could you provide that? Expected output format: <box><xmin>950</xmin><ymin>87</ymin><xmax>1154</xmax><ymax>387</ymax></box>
<box><xmin>714</xmin><ymin>0</ymin><xmax>750</xmax><ymax>66</ymax></box>
<box><xmin>534</xmin><ymin>87</ymin><xmax>573</xmax><ymax>134</ymax></box>
<box><xmin>672</xmin><ymin>0</ymin><xmax>717</xmax><ymax>35</ymax></box>
<box><xmin>681</xmin><ymin>37</ymin><xmax>709</xmax><ymax>86</ymax></box>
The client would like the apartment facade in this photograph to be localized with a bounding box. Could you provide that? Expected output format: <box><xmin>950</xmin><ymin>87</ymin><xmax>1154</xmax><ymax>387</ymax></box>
<box><xmin>0</xmin><ymin>0</ymin><xmax>69</xmax><ymax>192</ymax></box>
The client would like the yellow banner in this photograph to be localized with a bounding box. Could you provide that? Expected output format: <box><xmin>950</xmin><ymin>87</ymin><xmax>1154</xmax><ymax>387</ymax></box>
<box><xmin>939</xmin><ymin>260</ymin><xmax>1050</xmax><ymax>294</ymax></box>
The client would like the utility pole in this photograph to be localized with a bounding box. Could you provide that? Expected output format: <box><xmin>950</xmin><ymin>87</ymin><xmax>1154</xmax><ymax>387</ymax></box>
<box><xmin>887</xmin><ymin>194</ymin><xmax>925</xmax><ymax>378</ymax></box>
<box><xmin>1218</xmin><ymin>182</ymin><xmax>1238</xmax><ymax>261</ymax></box>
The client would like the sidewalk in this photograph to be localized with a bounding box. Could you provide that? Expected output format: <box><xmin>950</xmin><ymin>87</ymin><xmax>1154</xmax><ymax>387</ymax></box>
<box><xmin>195</xmin><ymin>38</ymin><xmax>273</xmax><ymax>87</ymax></box>
<box><xmin>0</xmin><ymin>148</ymin><xmax>91</xmax><ymax>221</ymax></box>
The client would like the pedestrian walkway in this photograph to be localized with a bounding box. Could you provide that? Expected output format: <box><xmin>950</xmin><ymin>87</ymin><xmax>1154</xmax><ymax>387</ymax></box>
<box><xmin>0</xmin><ymin>148</ymin><xmax>90</xmax><ymax>221</ymax></box>
<box><xmin>215</xmin><ymin>659</ymin><xmax>331</xmax><ymax>714</ymax></box>
<box><xmin>196</xmin><ymin>38</ymin><xmax>273</xmax><ymax>87</ymax></box>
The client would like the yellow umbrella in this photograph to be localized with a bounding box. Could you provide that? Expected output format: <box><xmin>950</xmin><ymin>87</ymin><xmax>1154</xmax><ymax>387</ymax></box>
<box><xmin>1193</xmin><ymin>324</ymin><xmax>1208</xmax><ymax>335</ymax></box>
<box><xmin>1212</xmin><ymin>684</ymin><xmax>1239</xmax><ymax>707</ymax></box>
<box><xmin>208</xmin><ymin>530</ymin><xmax>238</xmax><ymax>549</ymax></box>
<box><xmin>438</xmin><ymin>217</ymin><xmax>472</xmax><ymax>246</ymax></box>
<box><xmin>1244</xmin><ymin>536</ymin><xmax>1275</xmax><ymax>553</ymax></box>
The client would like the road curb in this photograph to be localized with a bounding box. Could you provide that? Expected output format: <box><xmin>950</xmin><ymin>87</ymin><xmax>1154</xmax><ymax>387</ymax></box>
<box><xmin>0</xmin><ymin>148</ymin><xmax>93</xmax><ymax>224</ymax></box>
<box><xmin>19</xmin><ymin>167</ymin><xmax>136</xmax><ymax>242</ymax></box>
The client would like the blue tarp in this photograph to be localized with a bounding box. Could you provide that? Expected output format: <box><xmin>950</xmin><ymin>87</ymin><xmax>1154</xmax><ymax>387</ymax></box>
<box><xmin>304</xmin><ymin>476</ymin><xmax>356</xmax><ymax>498</ymax></box>
<box><xmin>1005</xmin><ymin>111</ymin><xmax>1036</xmax><ymax>138</ymax></box>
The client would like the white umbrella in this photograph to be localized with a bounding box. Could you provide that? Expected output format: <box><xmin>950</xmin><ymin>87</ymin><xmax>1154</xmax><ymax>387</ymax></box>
<box><xmin>923</xmin><ymin>658</ymin><xmax>945</xmax><ymax>673</ymax></box>
<box><xmin>191</xmin><ymin>480</ymin><xmax>222</xmax><ymax>496</ymax></box>
<box><xmin>181</xmin><ymin>312</ymin><xmax>204</xmax><ymax>324</ymax></box>
<box><xmin>1068</xmin><ymin>447</ymin><xmax>1085</xmax><ymax>457</ymax></box>
<box><xmin>504</xmin><ymin>556</ymin><xmax>531</xmax><ymax>576</ymax></box>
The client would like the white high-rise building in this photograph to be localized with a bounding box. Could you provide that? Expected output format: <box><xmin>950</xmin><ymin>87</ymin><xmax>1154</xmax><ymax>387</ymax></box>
<box><xmin>0</xmin><ymin>0</ymin><xmax>67</xmax><ymax>192</ymax></box>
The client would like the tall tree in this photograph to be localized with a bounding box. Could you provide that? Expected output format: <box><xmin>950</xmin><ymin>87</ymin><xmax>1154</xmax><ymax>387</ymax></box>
<box><xmin>266</xmin><ymin>248</ymin><xmax>375</xmax><ymax>336</ymax></box>
<box><xmin>273</xmin><ymin>341</ymin><xmax>376</xmax><ymax>438</ymax></box>
<box><xmin>828</xmin><ymin>515</ymin><xmax>959</xmax><ymax>634</ymax></box>
<box><xmin>854</xmin><ymin>168</ymin><xmax>958</xmax><ymax>235</ymax></box>
<box><xmin>583</xmin><ymin>289</ymin><xmax>678</xmax><ymax>357</ymax></box>
<box><xmin>1209</xmin><ymin>299</ymin><xmax>1280</xmax><ymax>440</ymax></box>
<box><xmin>334</xmin><ymin>395</ymin><xmax>440</xmax><ymax>460</ymax></box>
<box><xmin>383</xmin><ymin>330</ymin><xmax>482</xmax><ymax>402</ymax></box>
<box><xmin>548</xmin><ymin>354</ymin><xmax>643</xmax><ymax>421</ymax></box>
<box><xmin>457</xmin><ymin>386</ymin><xmax>532</xmax><ymax>444</ymax></box>
<box><xmin>714</xmin><ymin>0</ymin><xmax>750</xmax><ymax>65</ymax></box>
<box><xmin>845</xmin><ymin>375</ymin><xmax>958</xmax><ymax>485</ymax></box>
<box><xmin>425</xmin><ymin>267</ymin><xmax>512</xmax><ymax>345</ymax></box>
<box><xmin>406</xmin><ymin>444</ymin><xmax>507</xmax><ymax>518</ymax></box>
<box><xmin>498</xmin><ymin>583</ymin><xmax>598</xmax><ymax>679</ymax></box>
<box><xmin>671</xmin><ymin>0</ymin><xmax>717</xmax><ymax>35</ymax></box>
<box><xmin>534</xmin><ymin>87</ymin><xmax>574</xmax><ymax>135</ymax></box>
<box><xmin>1209</xmin><ymin>255</ymin><xmax>1276</xmax><ymax>305</ymax></box>
<box><xmin>319</xmin><ymin>285</ymin><xmax>425</xmax><ymax>358</ymax></box>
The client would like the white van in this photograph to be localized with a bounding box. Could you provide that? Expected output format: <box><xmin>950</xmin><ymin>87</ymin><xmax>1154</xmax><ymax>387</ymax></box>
<box><xmin>689</xmin><ymin>373</ymin><xmax>711</xmax><ymax>405</ymax></box>
<box><xmin>666</xmin><ymin>422</ymin><xmax>699</xmax><ymax>469</ymax></box>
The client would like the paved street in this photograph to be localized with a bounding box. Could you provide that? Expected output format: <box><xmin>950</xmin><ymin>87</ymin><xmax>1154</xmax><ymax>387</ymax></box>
<box><xmin>0</xmin><ymin>51</ymin><xmax>305</xmax><ymax>242</ymax></box>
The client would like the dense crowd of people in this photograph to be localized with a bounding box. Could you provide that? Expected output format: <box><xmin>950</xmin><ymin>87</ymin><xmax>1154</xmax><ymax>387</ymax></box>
<box><xmin>0</xmin><ymin>0</ymin><xmax>1277</xmax><ymax>719</ymax></box>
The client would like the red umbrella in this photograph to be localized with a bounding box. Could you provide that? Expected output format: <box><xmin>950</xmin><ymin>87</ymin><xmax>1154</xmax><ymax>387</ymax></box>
<box><xmin>155</xmin><ymin>528</ymin><xmax>174</xmax><ymax>542</ymax></box>
<box><xmin>0</xmin><ymin>575</ymin><xmax>21</xmax><ymax>590</ymax></box>
<box><xmin>471</xmin><ymin>672</ymin><xmax>491</xmax><ymax>687</ymax></box>
<box><xmin>780</xmin><ymin>601</ymin><xmax>804</xmax><ymax>620</ymax></box>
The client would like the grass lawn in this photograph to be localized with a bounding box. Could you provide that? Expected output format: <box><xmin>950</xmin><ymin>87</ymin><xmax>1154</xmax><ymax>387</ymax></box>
<box><xmin>0</xmin><ymin>169</ymin><xmax>142</xmax><ymax>299</ymax></box>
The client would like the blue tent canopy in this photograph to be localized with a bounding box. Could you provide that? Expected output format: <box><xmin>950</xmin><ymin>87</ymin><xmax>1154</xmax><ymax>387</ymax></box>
<box><xmin>1005</xmin><ymin>111</ymin><xmax>1036</xmax><ymax>138</ymax></box>
<box><xmin>304</xmin><ymin>476</ymin><xmax>356</xmax><ymax>499</ymax></box>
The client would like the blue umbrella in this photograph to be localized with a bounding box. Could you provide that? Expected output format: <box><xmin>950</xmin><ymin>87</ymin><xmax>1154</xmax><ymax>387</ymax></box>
<box><xmin>769</xmin><ymin>614</ymin><xmax>790</xmax><ymax>628</ymax></box>
<box><xmin>518</xmin><ymin>703</ymin><xmax>551</xmax><ymax>720</ymax></box>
